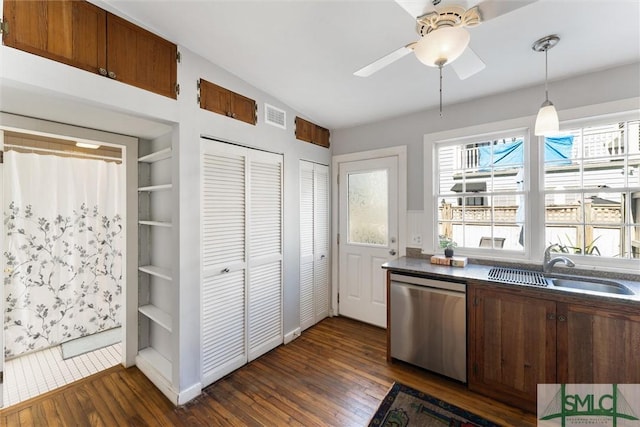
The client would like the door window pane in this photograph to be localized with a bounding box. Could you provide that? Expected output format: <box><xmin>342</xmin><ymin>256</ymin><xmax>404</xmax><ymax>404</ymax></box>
<box><xmin>348</xmin><ymin>170</ymin><xmax>388</xmax><ymax>245</ymax></box>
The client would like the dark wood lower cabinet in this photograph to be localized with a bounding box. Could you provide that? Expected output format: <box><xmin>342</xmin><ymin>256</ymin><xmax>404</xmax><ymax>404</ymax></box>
<box><xmin>468</xmin><ymin>282</ymin><xmax>640</xmax><ymax>413</ymax></box>
<box><xmin>468</xmin><ymin>285</ymin><xmax>556</xmax><ymax>413</ymax></box>
<box><xmin>557</xmin><ymin>302</ymin><xmax>640</xmax><ymax>384</ymax></box>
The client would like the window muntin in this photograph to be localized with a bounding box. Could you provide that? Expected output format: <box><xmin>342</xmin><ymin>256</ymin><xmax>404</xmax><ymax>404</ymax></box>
<box><xmin>543</xmin><ymin>120</ymin><xmax>640</xmax><ymax>259</ymax></box>
<box><xmin>435</xmin><ymin>135</ymin><xmax>526</xmax><ymax>252</ymax></box>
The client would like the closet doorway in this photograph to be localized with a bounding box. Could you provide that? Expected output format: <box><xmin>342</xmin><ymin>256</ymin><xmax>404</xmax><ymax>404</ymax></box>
<box><xmin>0</xmin><ymin>129</ymin><xmax>127</xmax><ymax>407</ymax></box>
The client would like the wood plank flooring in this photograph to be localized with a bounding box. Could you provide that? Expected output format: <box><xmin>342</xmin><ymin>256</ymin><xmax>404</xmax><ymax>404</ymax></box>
<box><xmin>1</xmin><ymin>316</ymin><xmax>536</xmax><ymax>426</ymax></box>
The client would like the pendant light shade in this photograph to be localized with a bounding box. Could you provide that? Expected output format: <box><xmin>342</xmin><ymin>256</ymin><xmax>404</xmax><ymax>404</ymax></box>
<box><xmin>533</xmin><ymin>35</ymin><xmax>560</xmax><ymax>137</ymax></box>
<box><xmin>534</xmin><ymin>100</ymin><xmax>559</xmax><ymax>136</ymax></box>
<box><xmin>414</xmin><ymin>26</ymin><xmax>470</xmax><ymax>67</ymax></box>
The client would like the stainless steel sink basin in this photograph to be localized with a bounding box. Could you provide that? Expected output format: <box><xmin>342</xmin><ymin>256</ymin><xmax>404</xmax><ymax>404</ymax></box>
<box><xmin>547</xmin><ymin>277</ymin><xmax>635</xmax><ymax>295</ymax></box>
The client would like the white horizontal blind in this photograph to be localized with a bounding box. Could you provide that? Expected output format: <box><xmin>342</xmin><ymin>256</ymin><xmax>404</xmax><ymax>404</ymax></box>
<box><xmin>314</xmin><ymin>164</ymin><xmax>330</xmax><ymax>321</ymax></box>
<box><xmin>248</xmin><ymin>153</ymin><xmax>283</xmax><ymax>360</ymax></box>
<box><xmin>300</xmin><ymin>161</ymin><xmax>315</xmax><ymax>331</ymax></box>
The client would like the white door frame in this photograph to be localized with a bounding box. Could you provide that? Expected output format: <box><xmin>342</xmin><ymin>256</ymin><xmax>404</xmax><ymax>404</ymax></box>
<box><xmin>331</xmin><ymin>146</ymin><xmax>407</xmax><ymax>317</ymax></box>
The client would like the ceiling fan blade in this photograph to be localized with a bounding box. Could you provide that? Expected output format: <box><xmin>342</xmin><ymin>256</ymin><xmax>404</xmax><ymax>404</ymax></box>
<box><xmin>475</xmin><ymin>0</ymin><xmax>537</xmax><ymax>21</ymax></box>
<box><xmin>353</xmin><ymin>46</ymin><xmax>413</xmax><ymax>77</ymax></box>
<box><xmin>394</xmin><ymin>0</ymin><xmax>435</xmax><ymax>19</ymax></box>
<box><xmin>450</xmin><ymin>47</ymin><xmax>485</xmax><ymax>80</ymax></box>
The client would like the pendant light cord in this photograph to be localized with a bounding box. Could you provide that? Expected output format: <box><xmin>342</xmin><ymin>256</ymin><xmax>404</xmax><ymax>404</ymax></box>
<box><xmin>544</xmin><ymin>46</ymin><xmax>549</xmax><ymax>102</ymax></box>
<box><xmin>439</xmin><ymin>63</ymin><xmax>443</xmax><ymax>117</ymax></box>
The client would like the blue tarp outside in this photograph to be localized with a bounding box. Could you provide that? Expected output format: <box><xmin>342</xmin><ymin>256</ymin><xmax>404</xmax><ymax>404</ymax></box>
<box><xmin>478</xmin><ymin>135</ymin><xmax>574</xmax><ymax>169</ymax></box>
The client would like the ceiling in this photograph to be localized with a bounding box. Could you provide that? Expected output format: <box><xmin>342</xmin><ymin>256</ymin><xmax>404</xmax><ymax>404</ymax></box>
<box><xmin>100</xmin><ymin>0</ymin><xmax>639</xmax><ymax>130</ymax></box>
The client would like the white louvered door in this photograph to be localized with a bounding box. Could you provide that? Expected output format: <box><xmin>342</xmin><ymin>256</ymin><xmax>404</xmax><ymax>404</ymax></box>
<box><xmin>247</xmin><ymin>151</ymin><xmax>283</xmax><ymax>361</ymax></box>
<box><xmin>201</xmin><ymin>142</ymin><xmax>248</xmax><ymax>386</ymax></box>
<box><xmin>299</xmin><ymin>161</ymin><xmax>315</xmax><ymax>330</ymax></box>
<box><xmin>313</xmin><ymin>164</ymin><xmax>330</xmax><ymax>322</ymax></box>
<box><xmin>300</xmin><ymin>161</ymin><xmax>329</xmax><ymax>331</ymax></box>
<box><xmin>201</xmin><ymin>139</ymin><xmax>283</xmax><ymax>387</ymax></box>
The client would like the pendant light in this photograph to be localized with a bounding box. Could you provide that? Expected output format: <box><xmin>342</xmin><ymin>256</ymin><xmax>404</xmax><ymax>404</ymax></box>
<box><xmin>532</xmin><ymin>35</ymin><xmax>560</xmax><ymax>136</ymax></box>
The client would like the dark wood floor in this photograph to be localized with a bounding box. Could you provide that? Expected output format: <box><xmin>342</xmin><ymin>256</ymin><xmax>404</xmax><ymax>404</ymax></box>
<box><xmin>1</xmin><ymin>316</ymin><xmax>536</xmax><ymax>426</ymax></box>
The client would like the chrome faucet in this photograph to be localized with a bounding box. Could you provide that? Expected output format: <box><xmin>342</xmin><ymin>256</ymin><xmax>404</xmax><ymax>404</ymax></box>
<box><xmin>543</xmin><ymin>244</ymin><xmax>576</xmax><ymax>273</ymax></box>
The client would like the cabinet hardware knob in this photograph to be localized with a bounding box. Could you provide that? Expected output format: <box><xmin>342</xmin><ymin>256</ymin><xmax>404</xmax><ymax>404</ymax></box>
<box><xmin>221</xmin><ymin>267</ymin><xmax>230</xmax><ymax>273</ymax></box>
<box><xmin>99</xmin><ymin>68</ymin><xmax>108</xmax><ymax>76</ymax></box>
<box><xmin>547</xmin><ymin>313</ymin><xmax>555</xmax><ymax>320</ymax></box>
<box><xmin>558</xmin><ymin>314</ymin><xmax>567</xmax><ymax>322</ymax></box>
<box><xmin>389</xmin><ymin>249</ymin><xmax>397</xmax><ymax>256</ymax></box>
<box><xmin>320</xmin><ymin>255</ymin><xmax>326</xmax><ymax>259</ymax></box>
<box><xmin>108</xmin><ymin>71</ymin><xmax>117</xmax><ymax>79</ymax></box>
<box><xmin>232</xmin><ymin>113</ymin><xmax>237</xmax><ymax>118</ymax></box>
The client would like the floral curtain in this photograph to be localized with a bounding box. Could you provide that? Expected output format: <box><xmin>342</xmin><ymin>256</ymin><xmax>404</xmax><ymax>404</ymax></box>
<box><xmin>4</xmin><ymin>151</ymin><xmax>123</xmax><ymax>359</ymax></box>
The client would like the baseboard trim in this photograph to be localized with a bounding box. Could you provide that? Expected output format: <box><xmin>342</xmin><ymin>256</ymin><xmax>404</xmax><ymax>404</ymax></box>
<box><xmin>284</xmin><ymin>327</ymin><xmax>301</xmax><ymax>344</ymax></box>
<box><xmin>178</xmin><ymin>382</ymin><xmax>202</xmax><ymax>406</ymax></box>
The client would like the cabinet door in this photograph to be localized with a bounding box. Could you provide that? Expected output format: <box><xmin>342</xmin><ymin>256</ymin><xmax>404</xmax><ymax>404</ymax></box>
<box><xmin>199</xmin><ymin>79</ymin><xmax>232</xmax><ymax>117</ymax></box>
<box><xmin>231</xmin><ymin>93</ymin><xmax>257</xmax><ymax>125</ymax></box>
<box><xmin>3</xmin><ymin>0</ymin><xmax>107</xmax><ymax>73</ymax></box>
<box><xmin>106</xmin><ymin>13</ymin><xmax>177</xmax><ymax>99</ymax></box>
<box><xmin>468</xmin><ymin>285</ymin><xmax>556</xmax><ymax>413</ymax></box>
<box><xmin>557</xmin><ymin>302</ymin><xmax>640</xmax><ymax>384</ymax></box>
<box><xmin>295</xmin><ymin>117</ymin><xmax>314</xmax><ymax>143</ymax></box>
<box><xmin>313</xmin><ymin>126</ymin><xmax>331</xmax><ymax>148</ymax></box>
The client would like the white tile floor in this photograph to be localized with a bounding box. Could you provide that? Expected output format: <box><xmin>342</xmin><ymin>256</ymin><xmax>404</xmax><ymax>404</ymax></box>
<box><xmin>2</xmin><ymin>342</ymin><xmax>121</xmax><ymax>407</ymax></box>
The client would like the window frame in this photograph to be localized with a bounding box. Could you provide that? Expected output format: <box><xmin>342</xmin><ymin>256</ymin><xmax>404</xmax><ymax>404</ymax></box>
<box><xmin>422</xmin><ymin>101</ymin><xmax>640</xmax><ymax>273</ymax></box>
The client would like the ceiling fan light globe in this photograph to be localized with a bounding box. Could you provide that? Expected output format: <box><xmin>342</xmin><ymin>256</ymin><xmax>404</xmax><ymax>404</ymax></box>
<box><xmin>534</xmin><ymin>101</ymin><xmax>559</xmax><ymax>136</ymax></box>
<box><xmin>414</xmin><ymin>26</ymin><xmax>471</xmax><ymax>67</ymax></box>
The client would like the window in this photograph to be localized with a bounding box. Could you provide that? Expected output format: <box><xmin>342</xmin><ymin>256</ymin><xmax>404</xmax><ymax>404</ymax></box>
<box><xmin>544</xmin><ymin>119</ymin><xmax>640</xmax><ymax>259</ymax></box>
<box><xmin>434</xmin><ymin>131</ymin><xmax>526</xmax><ymax>252</ymax></box>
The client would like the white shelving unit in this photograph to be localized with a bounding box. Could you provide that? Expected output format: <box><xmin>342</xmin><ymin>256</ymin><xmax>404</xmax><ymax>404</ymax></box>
<box><xmin>136</xmin><ymin>140</ymin><xmax>177</xmax><ymax>400</ymax></box>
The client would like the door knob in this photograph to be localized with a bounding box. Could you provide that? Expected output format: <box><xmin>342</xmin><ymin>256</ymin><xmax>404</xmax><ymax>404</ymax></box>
<box><xmin>389</xmin><ymin>249</ymin><xmax>397</xmax><ymax>256</ymax></box>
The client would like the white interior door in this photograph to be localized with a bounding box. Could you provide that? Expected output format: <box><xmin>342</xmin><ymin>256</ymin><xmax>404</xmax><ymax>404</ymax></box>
<box><xmin>300</xmin><ymin>161</ymin><xmax>330</xmax><ymax>331</ymax></box>
<box><xmin>201</xmin><ymin>141</ymin><xmax>248</xmax><ymax>386</ymax></box>
<box><xmin>338</xmin><ymin>156</ymin><xmax>398</xmax><ymax>327</ymax></box>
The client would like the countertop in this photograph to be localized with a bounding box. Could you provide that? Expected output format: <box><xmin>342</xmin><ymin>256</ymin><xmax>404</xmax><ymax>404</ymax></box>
<box><xmin>382</xmin><ymin>257</ymin><xmax>640</xmax><ymax>306</ymax></box>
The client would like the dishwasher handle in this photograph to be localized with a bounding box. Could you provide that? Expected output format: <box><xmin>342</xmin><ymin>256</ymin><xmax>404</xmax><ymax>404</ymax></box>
<box><xmin>391</xmin><ymin>281</ymin><xmax>465</xmax><ymax>298</ymax></box>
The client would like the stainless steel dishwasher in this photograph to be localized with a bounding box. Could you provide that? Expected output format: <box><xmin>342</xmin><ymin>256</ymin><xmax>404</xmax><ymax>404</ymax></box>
<box><xmin>389</xmin><ymin>273</ymin><xmax>466</xmax><ymax>382</ymax></box>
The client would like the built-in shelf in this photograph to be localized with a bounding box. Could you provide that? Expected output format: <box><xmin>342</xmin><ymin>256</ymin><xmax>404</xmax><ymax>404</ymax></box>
<box><xmin>137</xmin><ymin>347</ymin><xmax>172</xmax><ymax>381</ymax></box>
<box><xmin>139</xmin><ymin>265</ymin><xmax>172</xmax><ymax>281</ymax></box>
<box><xmin>138</xmin><ymin>184</ymin><xmax>172</xmax><ymax>192</ymax></box>
<box><xmin>139</xmin><ymin>304</ymin><xmax>172</xmax><ymax>332</ymax></box>
<box><xmin>138</xmin><ymin>220</ymin><xmax>172</xmax><ymax>228</ymax></box>
<box><xmin>138</xmin><ymin>148</ymin><xmax>172</xmax><ymax>163</ymax></box>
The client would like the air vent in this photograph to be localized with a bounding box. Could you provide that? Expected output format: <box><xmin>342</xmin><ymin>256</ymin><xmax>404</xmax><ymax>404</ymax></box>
<box><xmin>487</xmin><ymin>267</ymin><xmax>548</xmax><ymax>287</ymax></box>
<box><xmin>264</xmin><ymin>103</ymin><xmax>286</xmax><ymax>129</ymax></box>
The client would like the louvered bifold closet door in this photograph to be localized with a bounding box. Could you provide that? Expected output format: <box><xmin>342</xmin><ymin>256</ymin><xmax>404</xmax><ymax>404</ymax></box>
<box><xmin>299</xmin><ymin>161</ymin><xmax>315</xmax><ymax>331</ymax></box>
<box><xmin>313</xmin><ymin>164</ymin><xmax>330</xmax><ymax>321</ymax></box>
<box><xmin>247</xmin><ymin>150</ymin><xmax>283</xmax><ymax>361</ymax></box>
<box><xmin>201</xmin><ymin>141</ymin><xmax>248</xmax><ymax>387</ymax></box>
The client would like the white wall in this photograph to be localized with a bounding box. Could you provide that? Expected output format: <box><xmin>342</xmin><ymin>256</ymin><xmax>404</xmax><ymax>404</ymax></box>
<box><xmin>332</xmin><ymin>63</ymin><xmax>640</xmax><ymax>210</ymax></box>
<box><xmin>0</xmin><ymin>19</ymin><xmax>330</xmax><ymax>401</ymax></box>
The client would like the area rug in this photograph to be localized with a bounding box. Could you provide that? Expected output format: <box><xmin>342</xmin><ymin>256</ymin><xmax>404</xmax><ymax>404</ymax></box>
<box><xmin>369</xmin><ymin>383</ymin><xmax>500</xmax><ymax>427</ymax></box>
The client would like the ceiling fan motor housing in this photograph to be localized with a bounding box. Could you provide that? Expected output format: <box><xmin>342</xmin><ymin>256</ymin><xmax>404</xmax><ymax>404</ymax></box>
<box><xmin>417</xmin><ymin>5</ymin><xmax>481</xmax><ymax>36</ymax></box>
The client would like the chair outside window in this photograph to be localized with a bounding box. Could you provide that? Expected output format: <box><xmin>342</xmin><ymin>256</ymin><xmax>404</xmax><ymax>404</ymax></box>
<box><xmin>479</xmin><ymin>237</ymin><xmax>505</xmax><ymax>248</ymax></box>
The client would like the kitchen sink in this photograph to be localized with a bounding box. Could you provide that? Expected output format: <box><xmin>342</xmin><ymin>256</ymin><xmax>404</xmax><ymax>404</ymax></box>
<box><xmin>487</xmin><ymin>267</ymin><xmax>635</xmax><ymax>295</ymax></box>
<box><xmin>547</xmin><ymin>277</ymin><xmax>635</xmax><ymax>295</ymax></box>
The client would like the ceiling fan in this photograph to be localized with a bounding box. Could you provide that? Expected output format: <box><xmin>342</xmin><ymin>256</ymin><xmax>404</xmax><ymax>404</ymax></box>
<box><xmin>354</xmin><ymin>0</ymin><xmax>537</xmax><ymax>80</ymax></box>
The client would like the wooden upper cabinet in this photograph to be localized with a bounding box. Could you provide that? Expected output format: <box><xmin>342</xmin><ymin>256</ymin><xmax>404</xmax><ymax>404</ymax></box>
<box><xmin>295</xmin><ymin>117</ymin><xmax>330</xmax><ymax>148</ymax></box>
<box><xmin>199</xmin><ymin>79</ymin><xmax>257</xmax><ymax>125</ymax></box>
<box><xmin>106</xmin><ymin>13</ymin><xmax>177</xmax><ymax>99</ymax></box>
<box><xmin>2</xmin><ymin>0</ymin><xmax>177</xmax><ymax>99</ymax></box>
<box><xmin>2</xmin><ymin>0</ymin><xmax>107</xmax><ymax>73</ymax></box>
